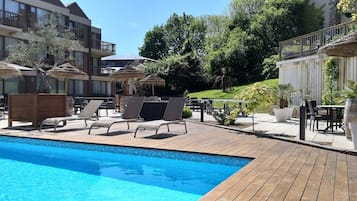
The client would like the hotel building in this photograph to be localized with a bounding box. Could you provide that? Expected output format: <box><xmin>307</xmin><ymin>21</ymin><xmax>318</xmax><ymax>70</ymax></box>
<box><xmin>0</xmin><ymin>0</ymin><xmax>115</xmax><ymax>97</ymax></box>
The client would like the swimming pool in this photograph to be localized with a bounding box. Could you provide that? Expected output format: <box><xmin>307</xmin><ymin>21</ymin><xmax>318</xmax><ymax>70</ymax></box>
<box><xmin>0</xmin><ymin>136</ymin><xmax>251</xmax><ymax>201</ymax></box>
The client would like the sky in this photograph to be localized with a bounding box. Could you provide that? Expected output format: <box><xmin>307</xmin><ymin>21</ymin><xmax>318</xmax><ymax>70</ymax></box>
<box><xmin>61</xmin><ymin>0</ymin><xmax>231</xmax><ymax>56</ymax></box>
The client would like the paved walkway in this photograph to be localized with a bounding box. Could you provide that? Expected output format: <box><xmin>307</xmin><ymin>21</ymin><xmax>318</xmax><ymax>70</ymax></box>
<box><xmin>190</xmin><ymin>112</ymin><xmax>355</xmax><ymax>150</ymax></box>
<box><xmin>0</xmin><ymin>109</ymin><xmax>354</xmax><ymax>150</ymax></box>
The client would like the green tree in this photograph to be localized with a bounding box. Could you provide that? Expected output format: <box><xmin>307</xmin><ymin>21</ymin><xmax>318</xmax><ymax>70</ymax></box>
<box><xmin>7</xmin><ymin>14</ymin><xmax>82</xmax><ymax>69</ymax></box>
<box><xmin>206</xmin><ymin>0</ymin><xmax>324</xmax><ymax>85</ymax></box>
<box><xmin>262</xmin><ymin>54</ymin><xmax>279</xmax><ymax>79</ymax></box>
<box><xmin>146</xmin><ymin>53</ymin><xmax>208</xmax><ymax>94</ymax></box>
<box><xmin>6</xmin><ymin>14</ymin><xmax>83</xmax><ymax>92</ymax></box>
<box><xmin>140</xmin><ymin>13</ymin><xmax>207</xmax><ymax>58</ymax></box>
<box><xmin>139</xmin><ymin>25</ymin><xmax>168</xmax><ymax>60</ymax></box>
<box><xmin>338</xmin><ymin>0</ymin><xmax>357</xmax><ymax>20</ymax></box>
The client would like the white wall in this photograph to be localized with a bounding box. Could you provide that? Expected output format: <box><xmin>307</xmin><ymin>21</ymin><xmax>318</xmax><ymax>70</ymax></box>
<box><xmin>277</xmin><ymin>55</ymin><xmax>357</xmax><ymax>104</ymax></box>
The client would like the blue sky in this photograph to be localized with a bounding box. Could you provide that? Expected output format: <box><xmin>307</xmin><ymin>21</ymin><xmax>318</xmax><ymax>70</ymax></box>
<box><xmin>61</xmin><ymin>0</ymin><xmax>231</xmax><ymax>56</ymax></box>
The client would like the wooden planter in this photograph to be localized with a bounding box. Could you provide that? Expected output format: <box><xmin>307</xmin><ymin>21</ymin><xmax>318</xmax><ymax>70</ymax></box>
<box><xmin>8</xmin><ymin>94</ymin><xmax>68</xmax><ymax>127</ymax></box>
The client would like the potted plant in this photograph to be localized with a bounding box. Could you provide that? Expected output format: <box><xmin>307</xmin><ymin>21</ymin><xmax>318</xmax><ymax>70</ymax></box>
<box><xmin>272</xmin><ymin>84</ymin><xmax>295</xmax><ymax>122</ymax></box>
<box><xmin>340</xmin><ymin>80</ymin><xmax>357</xmax><ymax>148</ymax></box>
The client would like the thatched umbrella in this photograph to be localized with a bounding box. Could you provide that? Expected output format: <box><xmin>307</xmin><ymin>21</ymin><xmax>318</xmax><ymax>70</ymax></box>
<box><xmin>318</xmin><ymin>32</ymin><xmax>357</xmax><ymax>57</ymax></box>
<box><xmin>47</xmin><ymin>63</ymin><xmax>88</xmax><ymax>94</ymax></box>
<box><xmin>139</xmin><ymin>74</ymin><xmax>165</xmax><ymax>96</ymax></box>
<box><xmin>109</xmin><ymin>65</ymin><xmax>146</xmax><ymax>95</ymax></box>
<box><xmin>0</xmin><ymin>61</ymin><xmax>22</xmax><ymax>79</ymax></box>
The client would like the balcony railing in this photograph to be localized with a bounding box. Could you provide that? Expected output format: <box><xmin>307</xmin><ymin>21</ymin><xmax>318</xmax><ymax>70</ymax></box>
<box><xmin>0</xmin><ymin>10</ymin><xmax>21</xmax><ymax>28</ymax></box>
<box><xmin>91</xmin><ymin>38</ymin><xmax>116</xmax><ymax>53</ymax></box>
<box><xmin>279</xmin><ymin>20</ymin><xmax>357</xmax><ymax>60</ymax></box>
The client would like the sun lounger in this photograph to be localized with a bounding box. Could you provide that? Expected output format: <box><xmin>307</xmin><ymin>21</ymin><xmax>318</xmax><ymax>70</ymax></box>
<box><xmin>88</xmin><ymin>96</ymin><xmax>144</xmax><ymax>135</ymax></box>
<box><xmin>39</xmin><ymin>100</ymin><xmax>103</xmax><ymax>131</ymax></box>
<box><xmin>134</xmin><ymin>97</ymin><xmax>187</xmax><ymax>137</ymax></box>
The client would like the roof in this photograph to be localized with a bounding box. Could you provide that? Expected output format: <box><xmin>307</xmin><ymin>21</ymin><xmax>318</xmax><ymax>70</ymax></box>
<box><xmin>66</xmin><ymin>2</ymin><xmax>89</xmax><ymax>19</ymax></box>
<box><xmin>102</xmin><ymin>55</ymin><xmax>156</xmax><ymax>62</ymax></box>
<box><xmin>40</xmin><ymin>0</ymin><xmax>66</xmax><ymax>8</ymax></box>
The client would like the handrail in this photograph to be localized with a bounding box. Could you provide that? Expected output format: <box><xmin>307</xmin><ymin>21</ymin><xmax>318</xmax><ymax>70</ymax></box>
<box><xmin>0</xmin><ymin>10</ymin><xmax>21</xmax><ymax>28</ymax></box>
<box><xmin>91</xmin><ymin>38</ymin><xmax>116</xmax><ymax>53</ymax></box>
<box><xmin>279</xmin><ymin>20</ymin><xmax>357</xmax><ymax>60</ymax></box>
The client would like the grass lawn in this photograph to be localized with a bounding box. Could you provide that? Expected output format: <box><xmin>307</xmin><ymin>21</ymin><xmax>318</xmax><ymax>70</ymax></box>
<box><xmin>188</xmin><ymin>78</ymin><xmax>278</xmax><ymax>99</ymax></box>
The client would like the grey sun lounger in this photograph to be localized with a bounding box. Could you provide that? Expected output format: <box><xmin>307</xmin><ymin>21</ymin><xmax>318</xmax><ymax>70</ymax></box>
<box><xmin>39</xmin><ymin>100</ymin><xmax>103</xmax><ymax>131</ymax></box>
<box><xmin>88</xmin><ymin>96</ymin><xmax>144</xmax><ymax>135</ymax></box>
<box><xmin>134</xmin><ymin>97</ymin><xmax>187</xmax><ymax>138</ymax></box>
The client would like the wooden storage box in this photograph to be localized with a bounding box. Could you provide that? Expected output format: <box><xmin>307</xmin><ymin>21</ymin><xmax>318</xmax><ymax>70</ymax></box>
<box><xmin>8</xmin><ymin>94</ymin><xmax>67</xmax><ymax>127</ymax></box>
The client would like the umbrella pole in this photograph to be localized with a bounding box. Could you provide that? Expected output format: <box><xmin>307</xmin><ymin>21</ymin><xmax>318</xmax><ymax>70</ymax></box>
<box><xmin>151</xmin><ymin>84</ymin><xmax>155</xmax><ymax>96</ymax></box>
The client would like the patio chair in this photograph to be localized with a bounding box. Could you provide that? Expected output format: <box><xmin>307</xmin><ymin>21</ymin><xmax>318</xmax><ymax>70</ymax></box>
<box><xmin>88</xmin><ymin>96</ymin><xmax>144</xmax><ymax>135</ymax></box>
<box><xmin>134</xmin><ymin>97</ymin><xmax>187</xmax><ymax>138</ymax></box>
<box><xmin>39</xmin><ymin>100</ymin><xmax>103</xmax><ymax>131</ymax></box>
<box><xmin>307</xmin><ymin>100</ymin><xmax>328</xmax><ymax>131</ymax></box>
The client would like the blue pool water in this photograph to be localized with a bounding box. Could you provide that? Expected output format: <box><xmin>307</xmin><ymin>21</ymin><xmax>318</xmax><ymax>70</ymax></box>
<box><xmin>0</xmin><ymin>136</ymin><xmax>251</xmax><ymax>201</ymax></box>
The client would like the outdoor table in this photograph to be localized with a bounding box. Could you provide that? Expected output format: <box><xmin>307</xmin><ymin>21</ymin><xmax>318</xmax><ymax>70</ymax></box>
<box><xmin>316</xmin><ymin>105</ymin><xmax>345</xmax><ymax>132</ymax></box>
<box><xmin>140</xmin><ymin>101</ymin><xmax>168</xmax><ymax>121</ymax></box>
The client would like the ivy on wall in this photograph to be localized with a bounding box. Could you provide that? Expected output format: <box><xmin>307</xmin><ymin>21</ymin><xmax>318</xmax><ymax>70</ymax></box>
<box><xmin>322</xmin><ymin>57</ymin><xmax>339</xmax><ymax>105</ymax></box>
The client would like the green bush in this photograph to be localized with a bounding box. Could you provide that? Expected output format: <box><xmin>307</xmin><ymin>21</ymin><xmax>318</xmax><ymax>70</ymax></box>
<box><xmin>182</xmin><ymin>107</ymin><xmax>192</xmax><ymax>118</ymax></box>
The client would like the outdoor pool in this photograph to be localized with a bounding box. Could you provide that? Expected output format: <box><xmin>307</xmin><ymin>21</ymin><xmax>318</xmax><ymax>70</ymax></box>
<box><xmin>0</xmin><ymin>136</ymin><xmax>251</xmax><ymax>201</ymax></box>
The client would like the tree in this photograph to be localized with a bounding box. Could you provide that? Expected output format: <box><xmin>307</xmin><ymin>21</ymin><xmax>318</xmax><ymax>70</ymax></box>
<box><xmin>146</xmin><ymin>53</ymin><xmax>209</xmax><ymax>94</ymax></box>
<box><xmin>139</xmin><ymin>25</ymin><xmax>168</xmax><ymax>60</ymax></box>
<box><xmin>7</xmin><ymin>15</ymin><xmax>82</xmax><ymax>69</ymax></box>
<box><xmin>206</xmin><ymin>0</ymin><xmax>324</xmax><ymax>85</ymax></box>
<box><xmin>337</xmin><ymin>0</ymin><xmax>357</xmax><ymax>20</ymax></box>
<box><xmin>140</xmin><ymin>13</ymin><xmax>207</xmax><ymax>58</ymax></box>
<box><xmin>262</xmin><ymin>54</ymin><xmax>279</xmax><ymax>79</ymax></box>
<box><xmin>6</xmin><ymin>14</ymin><xmax>83</xmax><ymax>92</ymax></box>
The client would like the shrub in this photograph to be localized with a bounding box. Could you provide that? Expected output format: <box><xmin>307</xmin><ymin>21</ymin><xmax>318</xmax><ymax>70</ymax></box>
<box><xmin>182</xmin><ymin>107</ymin><xmax>192</xmax><ymax>118</ymax></box>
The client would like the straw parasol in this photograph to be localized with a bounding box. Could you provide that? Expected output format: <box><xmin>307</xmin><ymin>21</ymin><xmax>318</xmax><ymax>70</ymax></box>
<box><xmin>109</xmin><ymin>65</ymin><xmax>146</xmax><ymax>95</ymax></box>
<box><xmin>139</xmin><ymin>74</ymin><xmax>165</xmax><ymax>96</ymax></box>
<box><xmin>318</xmin><ymin>32</ymin><xmax>357</xmax><ymax>57</ymax></box>
<box><xmin>47</xmin><ymin>63</ymin><xmax>88</xmax><ymax>94</ymax></box>
<box><xmin>0</xmin><ymin>61</ymin><xmax>22</xmax><ymax>79</ymax></box>
<box><xmin>109</xmin><ymin>65</ymin><xmax>146</xmax><ymax>81</ymax></box>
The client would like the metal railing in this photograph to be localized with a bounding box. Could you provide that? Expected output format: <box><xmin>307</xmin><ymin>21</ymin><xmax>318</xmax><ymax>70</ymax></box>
<box><xmin>279</xmin><ymin>20</ymin><xmax>357</xmax><ymax>60</ymax></box>
<box><xmin>0</xmin><ymin>10</ymin><xmax>21</xmax><ymax>28</ymax></box>
<box><xmin>91</xmin><ymin>38</ymin><xmax>116</xmax><ymax>53</ymax></box>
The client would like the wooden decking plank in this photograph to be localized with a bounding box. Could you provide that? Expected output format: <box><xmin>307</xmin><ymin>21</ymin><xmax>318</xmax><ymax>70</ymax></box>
<box><xmin>299</xmin><ymin>149</ymin><xmax>328</xmax><ymax>201</ymax></box>
<box><xmin>347</xmin><ymin>154</ymin><xmax>357</xmax><ymax>201</ymax></box>
<box><xmin>232</xmin><ymin>144</ymin><xmax>302</xmax><ymax>201</ymax></box>
<box><xmin>317</xmin><ymin>151</ymin><xmax>337</xmax><ymax>201</ymax></box>
<box><xmin>200</xmin><ymin>140</ymin><xmax>282</xmax><ymax>201</ymax></box>
<box><xmin>334</xmin><ymin>153</ymin><xmax>349</xmax><ymax>201</ymax></box>
<box><xmin>214</xmin><ymin>142</ymin><xmax>294</xmax><ymax>201</ymax></box>
<box><xmin>283</xmin><ymin>148</ymin><xmax>320</xmax><ymax>201</ymax></box>
<box><xmin>265</xmin><ymin>146</ymin><xmax>312</xmax><ymax>201</ymax></box>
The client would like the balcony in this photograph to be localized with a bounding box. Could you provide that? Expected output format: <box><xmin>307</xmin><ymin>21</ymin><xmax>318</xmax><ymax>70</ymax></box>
<box><xmin>91</xmin><ymin>39</ymin><xmax>116</xmax><ymax>57</ymax></box>
<box><xmin>279</xmin><ymin>20</ymin><xmax>357</xmax><ymax>60</ymax></box>
<box><xmin>0</xmin><ymin>10</ymin><xmax>22</xmax><ymax>34</ymax></box>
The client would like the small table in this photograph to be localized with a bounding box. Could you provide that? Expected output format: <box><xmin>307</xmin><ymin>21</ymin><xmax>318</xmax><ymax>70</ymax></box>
<box><xmin>140</xmin><ymin>101</ymin><xmax>168</xmax><ymax>121</ymax></box>
<box><xmin>316</xmin><ymin>105</ymin><xmax>345</xmax><ymax>132</ymax></box>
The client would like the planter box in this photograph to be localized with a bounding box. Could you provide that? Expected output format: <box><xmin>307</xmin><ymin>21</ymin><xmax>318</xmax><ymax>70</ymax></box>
<box><xmin>8</xmin><ymin>94</ymin><xmax>68</xmax><ymax>127</ymax></box>
<box><xmin>273</xmin><ymin>107</ymin><xmax>291</xmax><ymax>122</ymax></box>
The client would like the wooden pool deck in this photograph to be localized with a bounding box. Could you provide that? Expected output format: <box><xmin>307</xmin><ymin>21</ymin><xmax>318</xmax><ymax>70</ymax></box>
<box><xmin>1</xmin><ymin>120</ymin><xmax>357</xmax><ymax>201</ymax></box>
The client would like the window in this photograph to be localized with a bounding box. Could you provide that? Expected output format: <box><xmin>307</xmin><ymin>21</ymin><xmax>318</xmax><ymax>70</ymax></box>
<box><xmin>92</xmin><ymin>81</ymin><xmax>108</xmax><ymax>96</ymax></box>
<box><xmin>5</xmin><ymin>37</ymin><xmax>18</xmax><ymax>57</ymax></box>
<box><xmin>37</xmin><ymin>8</ymin><xmax>49</xmax><ymax>26</ymax></box>
<box><xmin>74</xmin><ymin>52</ymin><xmax>84</xmax><ymax>69</ymax></box>
<box><xmin>92</xmin><ymin>81</ymin><xmax>100</xmax><ymax>95</ymax></box>
<box><xmin>92</xmin><ymin>58</ymin><xmax>98</xmax><ymax>75</ymax></box>
<box><xmin>5</xmin><ymin>77</ymin><xmax>18</xmax><ymax>94</ymax></box>
<box><xmin>74</xmin><ymin>80</ymin><xmax>84</xmax><ymax>96</ymax></box>
<box><xmin>5</xmin><ymin>0</ymin><xmax>19</xmax><ymax>14</ymax></box>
